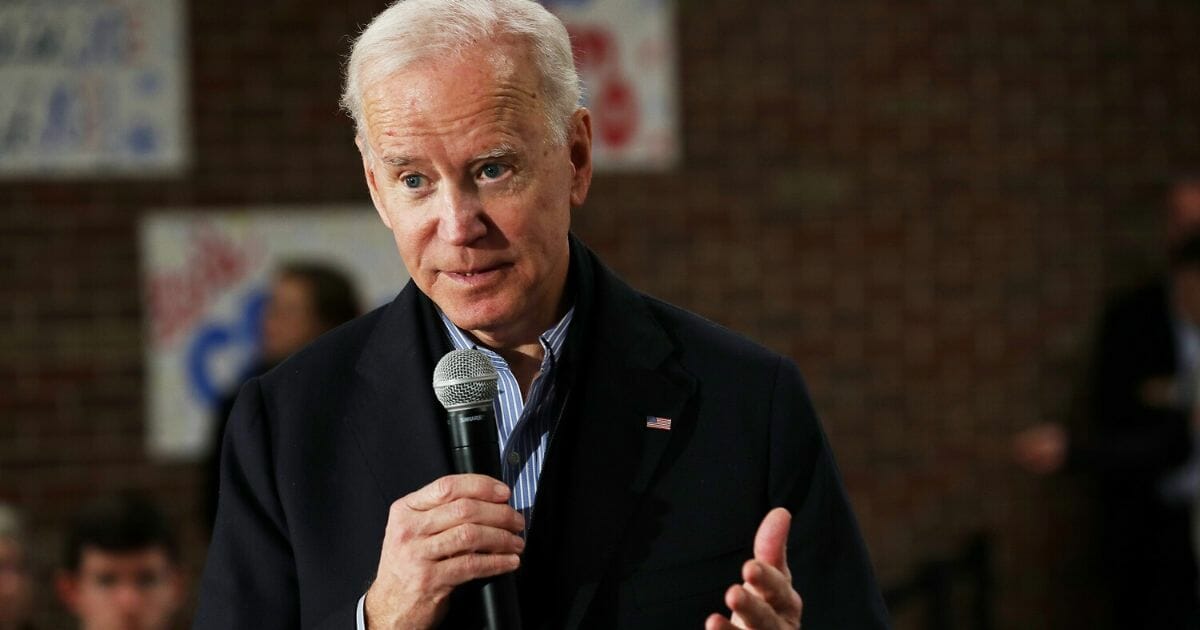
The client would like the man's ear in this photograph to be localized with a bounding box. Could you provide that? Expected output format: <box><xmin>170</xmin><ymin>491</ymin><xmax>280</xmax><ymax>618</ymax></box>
<box><xmin>567</xmin><ymin>108</ymin><xmax>593</xmax><ymax>208</ymax></box>
<box><xmin>55</xmin><ymin>570</ymin><xmax>81</xmax><ymax>614</ymax></box>
<box><xmin>356</xmin><ymin>135</ymin><xmax>393</xmax><ymax>230</ymax></box>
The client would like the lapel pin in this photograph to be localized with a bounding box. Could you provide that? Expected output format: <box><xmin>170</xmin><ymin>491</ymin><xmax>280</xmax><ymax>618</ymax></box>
<box><xmin>645</xmin><ymin>416</ymin><xmax>672</xmax><ymax>431</ymax></box>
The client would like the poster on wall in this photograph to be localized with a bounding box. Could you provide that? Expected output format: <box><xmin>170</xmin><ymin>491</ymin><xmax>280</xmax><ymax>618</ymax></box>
<box><xmin>543</xmin><ymin>0</ymin><xmax>678</xmax><ymax>171</ymax></box>
<box><xmin>0</xmin><ymin>0</ymin><xmax>188</xmax><ymax>177</ymax></box>
<box><xmin>139</xmin><ymin>208</ymin><xmax>405</xmax><ymax>460</ymax></box>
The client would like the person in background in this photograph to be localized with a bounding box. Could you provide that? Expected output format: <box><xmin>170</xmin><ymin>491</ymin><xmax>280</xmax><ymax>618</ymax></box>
<box><xmin>259</xmin><ymin>261</ymin><xmax>363</xmax><ymax>372</ymax></box>
<box><xmin>0</xmin><ymin>503</ymin><xmax>34</xmax><ymax>630</ymax></box>
<box><xmin>1014</xmin><ymin>174</ymin><xmax>1200</xmax><ymax>629</ymax></box>
<box><xmin>55</xmin><ymin>493</ymin><xmax>184</xmax><ymax>630</ymax></box>
<box><xmin>205</xmin><ymin>261</ymin><xmax>362</xmax><ymax>529</ymax></box>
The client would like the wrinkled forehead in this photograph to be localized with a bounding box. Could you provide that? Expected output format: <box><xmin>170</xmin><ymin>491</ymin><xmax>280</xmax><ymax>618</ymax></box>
<box><xmin>365</xmin><ymin>38</ymin><xmax>540</xmax><ymax>111</ymax></box>
<box><xmin>360</xmin><ymin>42</ymin><xmax>547</xmax><ymax>148</ymax></box>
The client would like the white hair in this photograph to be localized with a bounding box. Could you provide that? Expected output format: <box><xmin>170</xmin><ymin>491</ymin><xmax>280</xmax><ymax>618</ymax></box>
<box><xmin>340</xmin><ymin>0</ymin><xmax>581</xmax><ymax>147</ymax></box>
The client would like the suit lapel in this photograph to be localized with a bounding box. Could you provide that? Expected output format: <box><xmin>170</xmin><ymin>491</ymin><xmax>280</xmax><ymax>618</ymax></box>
<box><xmin>344</xmin><ymin>282</ymin><xmax>454</xmax><ymax>504</ymax></box>
<box><xmin>338</xmin><ymin>241</ymin><xmax>699</xmax><ymax>627</ymax></box>
<box><xmin>547</xmin><ymin>241</ymin><xmax>697</xmax><ymax>627</ymax></box>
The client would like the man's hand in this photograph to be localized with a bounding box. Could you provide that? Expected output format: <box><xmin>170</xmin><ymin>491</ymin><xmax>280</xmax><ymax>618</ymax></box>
<box><xmin>706</xmin><ymin>507</ymin><xmax>803</xmax><ymax>630</ymax></box>
<box><xmin>364</xmin><ymin>474</ymin><xmax>525</xmax><ymax>629</ymax></box>
<box><xmin>1011</xmin><ymin>423</ymin><xmax>1068</xmax><ymax>475</ymax></box>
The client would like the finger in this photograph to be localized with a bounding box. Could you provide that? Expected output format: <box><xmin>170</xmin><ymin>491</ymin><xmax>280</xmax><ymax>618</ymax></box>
<box><xmin>418</xmin><ymin>497</ymin><xmax>525</xmax><ymax>537</ymax></box>
<box><xmin>705</xmin><ymin>613</ymin><xmax>738</xmax><ymax>630</ymax></box>
<box><xmin>726</xmin><ymin>583</ymin><xmax>781</xmax><ymax>630</ymax></box>
<box><xmin>405</xmin><ymin>474</ymin><xmax>510</xmax><ymax>511</ymax></box>
<box><xmin>421</xmin><ymin>523</ymin><xmax>525</xmax><ymax>561</ymax></box>
<box><xmin>434</xmin><ymin>552</ymin><xmax>521</xmax><ymax>589</ymax></box>
<box><xmin>742</xmin><ymin>560</ymin><xmax>802</xmax><ymax>618</ymax></box>
<box><xmin>753</xmin><ymin>508</ymin><xmax>791</xmax><ymax>574</ymax></box>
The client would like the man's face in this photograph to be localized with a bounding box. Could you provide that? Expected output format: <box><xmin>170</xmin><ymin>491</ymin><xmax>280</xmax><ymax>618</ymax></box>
<box><xmin>0</xmin><ymin>538</ymin><xmax>32</xmax><ymax>629</ymax></box>
<box><xmin>358</xmin><ymin>39</ymin><xmax>592</xmax><ymax>348</ymax></box>
<box><xmin>57</xmin><ymin>547</ymin><xmax>182</xmax><ymax>630</ymax></box>
<box><xmin>262</xmin><ymin>275</ymin><xmax>323</xmax><ymax>363</ymax></box>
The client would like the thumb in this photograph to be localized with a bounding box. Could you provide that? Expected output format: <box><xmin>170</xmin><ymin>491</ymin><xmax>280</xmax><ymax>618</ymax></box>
<box><xmin>753</xmin><ymin>507</ymin><xmax>792</xmax><ymax>573</ymax></box>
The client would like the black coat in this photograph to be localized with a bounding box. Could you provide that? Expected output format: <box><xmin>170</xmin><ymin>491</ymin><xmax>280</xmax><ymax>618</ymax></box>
<box><xmin>1072</xmin><ymin>281</ymin><xmax>1198</xmax><ymax>628</ymax></box>
<box><xmin>194</xmin><ymin>238</ymin><xmax>888</xmax><ymax>629</ymax></box>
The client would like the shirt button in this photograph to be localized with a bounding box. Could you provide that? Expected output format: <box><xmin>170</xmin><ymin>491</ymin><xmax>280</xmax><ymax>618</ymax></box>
<box><xmin>507</xmin><ymin>451</ymin><xmax>521</xmax><ymax>466</ymax></box>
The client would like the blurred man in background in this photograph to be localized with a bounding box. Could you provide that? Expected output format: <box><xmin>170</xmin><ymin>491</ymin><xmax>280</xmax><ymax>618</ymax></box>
<box><xmin>0</xmin><ymin>503</ymin><xmax>34</xmax><ymax>630</ymax></box>
<box><xmin>1014</xmin><ymin>174</ymin><xmax>1200</xmax><ymax>629</ymax></box>
<box><xmin>55</xmin><ymin>493</ymin><xmax>183</xmax><ymax>630</ymax></box>
<box><xmin>205</xmin><ymin>261</ymin><xmax>362</xmax><ymax>528</ymax></box>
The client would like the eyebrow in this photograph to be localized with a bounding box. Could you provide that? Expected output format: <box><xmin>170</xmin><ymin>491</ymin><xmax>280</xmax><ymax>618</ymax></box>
<box><xmin>470</xmin><ymin>145</ymin><xmax>518</xmax><ymax>163</ymax></box>
<box><xmin>378</xmin><ymin>145</ymin><xmax>518</xmax><ymax>169</ymax></box>
<box><xmin>380</xmin><ymin>155</ymin><xmax>415</xmax><ymax>168</ymax></box>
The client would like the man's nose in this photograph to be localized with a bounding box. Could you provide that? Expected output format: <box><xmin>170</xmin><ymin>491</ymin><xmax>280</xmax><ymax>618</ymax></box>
<box><xmin>436</xmin><ymin>184</ymin><xmax>487</xmax><ymax>246</ymax></box>
<box><xmin>113</xmin><ymin>583</ymin><xmax>145</xmax><ymax>611</ymax></box>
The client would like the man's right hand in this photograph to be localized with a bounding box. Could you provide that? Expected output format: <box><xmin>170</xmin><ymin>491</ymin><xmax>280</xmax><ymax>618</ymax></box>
<box><xmin>364</xmin><ymin>474</ymin><xmax>525</xmax><ymax>629</ymax></box>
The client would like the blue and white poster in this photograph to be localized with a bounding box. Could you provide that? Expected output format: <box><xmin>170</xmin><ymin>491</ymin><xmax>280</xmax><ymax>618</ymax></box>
<box><xmin>0</xmin><ymin>0</ymin><xmax>188</xmax><ymax>177</ymax></box>
<box><xmin>139</xmin><ymin>208</ymin><xmax>405</xmax><ymax>460</ymax></box>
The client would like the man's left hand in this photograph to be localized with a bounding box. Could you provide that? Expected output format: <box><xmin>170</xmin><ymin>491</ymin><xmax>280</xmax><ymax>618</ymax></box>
<box><xmin>705</xmin><ymin>507</ymin><xmax>803</xmax><ymax>630</ymax></box>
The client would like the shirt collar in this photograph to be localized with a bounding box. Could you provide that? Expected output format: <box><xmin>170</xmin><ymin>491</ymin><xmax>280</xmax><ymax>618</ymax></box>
<box><xmin>437</xmin><ymin>307</ymin><xmax>575</xmax><ymax>367</ymax></box>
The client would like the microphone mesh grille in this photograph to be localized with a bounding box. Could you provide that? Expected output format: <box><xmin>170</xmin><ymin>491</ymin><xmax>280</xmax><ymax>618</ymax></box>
<box><xmin>432</xmin><ymin>348</ymin><xmax>499</xmax><ymax>410</ymax></box>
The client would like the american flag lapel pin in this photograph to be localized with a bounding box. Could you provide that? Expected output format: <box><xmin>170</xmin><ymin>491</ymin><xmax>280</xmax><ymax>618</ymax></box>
<box><xmin>645</xmin><ymin>415</ymin><xmax>672</xmax><ymax>431</ymax></box>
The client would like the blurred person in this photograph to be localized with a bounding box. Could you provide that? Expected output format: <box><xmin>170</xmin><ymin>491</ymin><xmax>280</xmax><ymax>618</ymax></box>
<box><xmin>259</xmin><ymin>261</ymin><xmax>363</xmax><ymax>370</ymax></box>
<box><xmin>0</xmin><ymin>504</ymin><xmax>34</xmax><ymax>630</ymax></box>
<box><xmin>204</xmin><ymin>261</ymin><xmax>362</xmax><ymax>529</ymax></box>
<box><xmin>55</xmin><ymin>493</ymin><xmax>184</xmax><ymax>630</ymax></box>
<box><xmin>195</xmin><ymin>0</ymin><xmax>886</xmax><ymax>628</ymax></box>
<box><xmin>1014</xmin><ymin>174</ymin><xmax>1200</xmax><ymax>629</ymax></box>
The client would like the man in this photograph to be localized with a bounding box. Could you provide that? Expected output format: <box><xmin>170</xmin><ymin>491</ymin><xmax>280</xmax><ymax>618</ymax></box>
<box><xmin>0</xmin><ymin>503</ymin><xmax>34</xmax><ymax>630</ymax></box>
<box><xmin>1014</xmin><ymin>174</ymin><xmax>1200</xmax><ymax>628</ymax></box>
<box><xmin>204</xmin><ymin>261</ymin><xmax>362</xmax><ymax>529</ymax></box>
<box><xmin>196</xmin><ymin>1</ymin><xmax>887</xmax><ymax>628</ymax></box>
<box><xmin>56</xmin><ymin>493</ymin><xmax>184</xmax><ymax>630</ymax></box>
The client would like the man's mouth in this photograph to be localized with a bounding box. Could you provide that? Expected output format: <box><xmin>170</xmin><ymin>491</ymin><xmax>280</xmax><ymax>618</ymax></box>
<box><xmin>443</xmin><ymin>264</ymin><xmax>509</xmax><ymax>283</ymax></box>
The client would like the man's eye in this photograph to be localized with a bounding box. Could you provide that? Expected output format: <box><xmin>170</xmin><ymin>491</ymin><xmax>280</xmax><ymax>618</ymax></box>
<box><xmin>137</xmin><ymin>572</ymin><xmax>164</xmax><ymax>589</ymax></box>
<box><xmin>479</xmin><ymin>163</ymin><xmax>508</xmax><ymax>180</ymax></box>
<box><xmin>402</xmin><ymin>174</ymin><xmax>424</xmax><ymax>189</ymax></box>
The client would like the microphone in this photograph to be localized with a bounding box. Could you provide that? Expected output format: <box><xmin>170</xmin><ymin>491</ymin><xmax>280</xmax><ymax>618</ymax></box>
<box><xmin>432</xmin><ymin>349</ymin><xmax>523</xmax><ymax>630</ymax></box>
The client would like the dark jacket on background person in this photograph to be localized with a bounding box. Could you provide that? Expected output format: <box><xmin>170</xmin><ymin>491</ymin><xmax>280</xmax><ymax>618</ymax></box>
<box><xmin>1070</xmin><ymin>281</ymin><xmax>1198</xmax><ymax>629</ymax></box>
<box><xmin>194</xmin><ymin>237</ymin><xmax>888</xmax><ymax>629</ymax></box>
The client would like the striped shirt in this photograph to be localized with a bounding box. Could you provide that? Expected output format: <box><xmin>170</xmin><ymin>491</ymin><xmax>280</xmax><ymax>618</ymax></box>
<box><xmin>438</xmin><ymin>307</ymin><xmax>574</xmax><ymax>520</ymax></box>
<box><xmin>355</xmin><ymin>307</ymin><xmax>574</xmax><ymax>630</ymax></box>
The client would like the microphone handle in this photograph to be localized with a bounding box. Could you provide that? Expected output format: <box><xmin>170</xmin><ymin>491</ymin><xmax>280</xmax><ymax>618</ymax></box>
<box><xmin>446</xmin><ymin>406</ymin><xmax>523</xmax><ymax>630</ymax></box>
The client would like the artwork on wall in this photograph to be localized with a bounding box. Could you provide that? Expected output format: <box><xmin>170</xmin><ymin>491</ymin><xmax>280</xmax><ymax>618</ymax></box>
<box><xmin>0</xmin><ymin>0</ymin><xmax>188</xmax><ymax>177</ymax></box>
<box><xmin>139</xmin><ymin>208</ymin><xmax>404</xmax><ymax>460</ymax></box>
<box><xmin>544</xmin><ymin>0</ymin><xmax>679</xmax><ymax>171</ymax></box>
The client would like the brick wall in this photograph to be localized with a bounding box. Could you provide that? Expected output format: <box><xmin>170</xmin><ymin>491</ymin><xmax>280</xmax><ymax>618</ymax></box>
<box><xmin>3</xmin><ymin>1</ymin><xmax>1199</xmax><ymax>628</ymax></box>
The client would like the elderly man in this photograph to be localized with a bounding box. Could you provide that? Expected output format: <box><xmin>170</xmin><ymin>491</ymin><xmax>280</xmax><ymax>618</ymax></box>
<box><xmin>195</xmin><ymin>1</ymin><xmax>886</xmax><ymax>628</ymax></box>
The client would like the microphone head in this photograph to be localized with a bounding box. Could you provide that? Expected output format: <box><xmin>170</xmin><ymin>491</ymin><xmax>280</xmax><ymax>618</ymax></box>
<box><xmin>432</xmin><ymin>348</ymin><xmax>499</xmax><ymax>411</ymax></box>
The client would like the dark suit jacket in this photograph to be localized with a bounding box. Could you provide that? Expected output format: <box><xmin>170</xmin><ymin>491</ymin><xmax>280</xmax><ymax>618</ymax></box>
<box><xmin>195</xmin><ymin>238</ymin><xmax>888</xmax><ymax>629</ymax></box>
<box><xmin>1069</xmin><ymin>281</ymin><xmax>1198</xmax><ymax>628</ymax></box>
